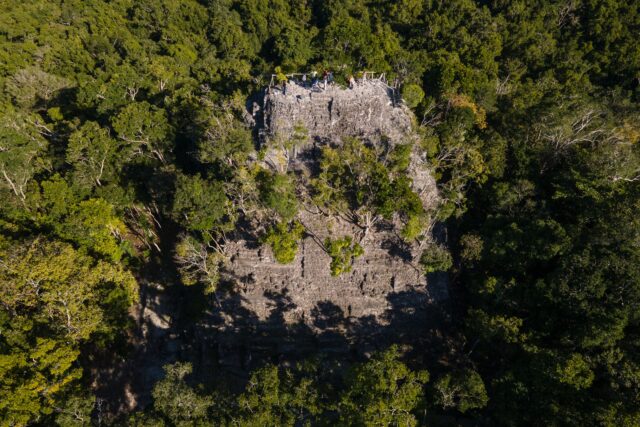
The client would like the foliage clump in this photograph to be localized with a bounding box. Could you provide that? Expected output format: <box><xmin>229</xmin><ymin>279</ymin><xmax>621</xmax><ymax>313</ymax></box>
<box><xmin>257</xmin><ymin>169</ymin><xmax>299</xmax><ymax>221</ymax></box>
<box><xmin>448</xmin><ymin>93</ymin><xmax>487</xmax><ymax>129</ymax></box>
<box><xmin>433</xmin><ymin>369</ymin><xmax>488</xmax><ymax>414</ymax></box>
<box><xmin>262</xmin><ymin>220</ymin><xmax>305</xmax><ymax>264</ymax></box>
<box><xmin>151</xmin><ymin>363</ymin><xmax>213</xmax><ymax>426</ymax></box>
<box><xmin>172</xmin><ymin>173</ymin><xmax>231</xmax><ymax>233</ymax></box>
<box><xmin>420</xmin><ymin>244</ymin><xmax>453</xmax><ymax>273</ymax></box>
<box><xmin>339</xmin><ymin>345</ymin><xmax>429</xmax><ymax>426</ymax></box>
<box><xmin>402</xmin><ymin>83</ymin><xmax>425</xmax><ymax>109</ymax></box>
<box><xmin>324</xmin><ymin>236</ymin><xmax>364</xmax><ymax>276</ymax></box>
<box><xmin>174</xmin><ymin>234</ymin><xmax>224</xmax><ymax>294</ymax></box>
<box><xmin>314</xmin><ymin>138</ymin><xmax>426</xmax><ymax>238</ymax></box>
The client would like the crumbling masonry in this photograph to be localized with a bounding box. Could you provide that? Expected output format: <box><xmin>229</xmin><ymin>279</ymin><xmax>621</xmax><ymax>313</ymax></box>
<box><xmin>203</xmin><ymin>79</ymin><xmax>448</xmax><ymax>372</ymax></box>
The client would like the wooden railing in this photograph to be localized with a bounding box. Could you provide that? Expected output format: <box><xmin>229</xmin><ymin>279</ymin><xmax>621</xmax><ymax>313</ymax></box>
<box><xmin>267</xmin><ymin>71</ymin><xmax>403</xmax><ymax>106</ymax></box>
<box><xmin>268</xmin><ymin>71</ymin><xmax>392</xmax><ymax>87</ymax></box>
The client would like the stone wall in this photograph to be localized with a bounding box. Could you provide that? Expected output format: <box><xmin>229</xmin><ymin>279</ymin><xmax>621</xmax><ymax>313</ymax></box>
<box><xmin>224</xmin><ymin>209</ymin><xmax>446</xmax><ymax>326</ymax></box>
<box><xmin>261</xmin><ymin>79</ymin><xmax>413</xmax><ymax>145</ymax></box>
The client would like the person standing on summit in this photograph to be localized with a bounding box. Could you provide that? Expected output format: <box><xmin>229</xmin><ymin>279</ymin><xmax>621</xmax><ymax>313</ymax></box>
<box><xmin>323</xmin><ymin>70</ymin><xmax>328</xmax><ymax>90</ymax></box>
<box><xmin>348</xmin><ymin>74</ymin><xmax>356</xmax><ymax>89</ymax></box>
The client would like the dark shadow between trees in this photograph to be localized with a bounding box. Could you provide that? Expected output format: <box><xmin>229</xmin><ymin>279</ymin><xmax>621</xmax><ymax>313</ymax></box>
<box><xmin>97</xmin><ymin>267</ymin><xmax>451</xmax><ymax>417</ymax></box>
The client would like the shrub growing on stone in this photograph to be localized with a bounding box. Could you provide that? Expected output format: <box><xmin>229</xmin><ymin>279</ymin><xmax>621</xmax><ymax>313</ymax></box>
<box><xmin>420</xmin><ymin>244</ymin><xmax>452</xmax><ymax>273</ymax></box>
<box><xmin>257</xmin><ymin>169</ymin><xmax>299</xmax><ymax>221</ymax></box>
<box><xmin>263</xmin><ymin>221</ymin><xmax>305</xmax><ymax>264</ymax></box>
<box><xmin>324</xmin><ymin>236</ymin><xmax>364</xmax><ymax>276</ymax></box>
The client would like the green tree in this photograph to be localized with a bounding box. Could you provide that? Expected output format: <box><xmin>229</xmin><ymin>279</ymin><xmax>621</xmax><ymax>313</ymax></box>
<box><xmin>433</xmin><ymin>369</ymin><xmax>488</xmax><ymax>413</ymax></box>
<box><xmin>66</xmin><ymin>121</ymin><xmax>121</xmax><ymax>189</ymax></box>
<box><xmin>152</xmin><ymin>363</ymin><xmax>213</xmax><ymax>426</ymax></box>
<box><xmin>0</xmin><ymin>236</ymin><xmax>137</xmax><ymax>424</ymax></box>
<box><xmin>257</xmin><ymin>169</ymin><xmax>298</xmax><ymax>221</ymax></box>
<box><xmin>147</xmin><ymin>54</ymin><xmax>190</xmax><ymax>94</ymax></box>
<box><xmin>401</xmin><ymin>83</ymin><xmax>425</xmax><ymax>109</ymax></box>
<box><xmin>54</xmin><ymin>392</ymin><xmax>95</xmax><ymax>427</ymax></box>
<box><xmin>339</xmin><ymin>345</ymin><xmax>429</xmax><ymax>426</ymax></box>
<box><xmin>420</xmin><ymin>244</ymin><xmax>452</xmax><ymax>273</ymax></box>
<box><xmin>388</xmin><ymin>143</ymin><xmax>413</xmax><ymax>173</ymax></box>
<box><xmin>35</xmin><ymin>175</ymin><xmax>77</xmax><ymax>222</ymax></box>
<box><xmin>76</xmin><ymin>61</ymin><xmax>149</xmax><ymax>115</ymax></box>
<box><xmin>111</xmin><ymin>101</ymin><xmax>172</xmax><ymax>164</ymax></box>
<box><xmin>196</xmin><ymin>109</ymin><xmax>253</xmax><ymax>166</ymax></box>
<box><xmin>174</xmin><ymin>234</ymin><xmax>224</xmax><ymax>294</ymax></box>
<box><xmin>172</xmin><ymin>174</ymin><xmax>230</xmax><ymax>233</ymax></box>
<box><xmin>554</xmin><ymin>353</ymin><xmax>595</xmax><ymax>391</ymax></box>
<box><xmin>0</xmin><ymin>111</ymin><xmax>51</xmax><ymax>201</ymax></box>
<box><xmin>262</xmin><ymin>220</ymin><xmax>305</xmax><ymax>264</ymax></box>
<box><xmin>324</xmin><ymin>236</ymin><xmax>364</xmax><ymax>276</ymax></box>
<box><xmin>459</xmin><ymin>233</ymin><xmax>483</xmax><ymax>262</ymax></box>
<box><xmin>273</xmin><ymin>26</ymin><xmax>317</xmax><ymax>71</ymax></box>
<box><xmin>57</xmin><ymin>198</ymin><xmax>128</xmax><ymax>262</ymax></box>
<box><xmin>235</xmin><ymin>363</ymin><xmax>321</xmax><ymax>426</ymax></box>
<box><xmin>400</xmin><ymin>213</ymin><xmax>429</xmax><ymax>242</ymax></box>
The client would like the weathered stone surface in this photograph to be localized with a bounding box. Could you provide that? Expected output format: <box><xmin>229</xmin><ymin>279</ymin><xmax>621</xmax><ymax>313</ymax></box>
<box><xmin>224</xmin><ymin>209</ymin><xmax>437</xmax><ymax>326</ymax></box>
<box><xmin>204</xmin><ymin>80</ymin><xmax>448</xmax><ymax>365</ymax></box>
<box><xmin>262</xmin><ymin>79</ymin><xmax>413</xmax><ymax>145</ymax></box>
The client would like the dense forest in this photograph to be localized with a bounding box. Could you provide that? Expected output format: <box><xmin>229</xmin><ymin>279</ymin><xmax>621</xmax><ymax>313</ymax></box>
<box><xmin>1</xmin><ymin>0</ymin><xmax>639</xmax><ymax>425</ymax></box>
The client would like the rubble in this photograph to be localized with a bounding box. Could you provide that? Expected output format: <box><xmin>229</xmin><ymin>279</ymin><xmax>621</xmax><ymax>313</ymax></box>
<box><xmin>260</xmin><ymin>79</ymin><xmax>413</xmax><ymax>146</ymax></box>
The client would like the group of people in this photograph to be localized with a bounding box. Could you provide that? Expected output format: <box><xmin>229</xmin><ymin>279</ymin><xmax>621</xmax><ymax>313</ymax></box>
<box><xmin>279</xmin><ymin>70</ymin><xmax>370</xmax><ymax>94</ymax></box>
<box><xmin>298</xmin><ymin>70</ymin><xmax>334</xmax><ymax>91</ymax></box>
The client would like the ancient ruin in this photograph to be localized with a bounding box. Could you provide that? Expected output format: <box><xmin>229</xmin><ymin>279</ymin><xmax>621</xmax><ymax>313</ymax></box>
<box><xmin>260</xmin><ymin>77</ymin><xmax>412</xmax><ymax>145</ymax></box>
<box><xmin>100</xmin><ymin>78</ymin><xmax>450</xmax><ymax>405</ymax></box>
<box><xmin>197</xmin><ymin>78</ymin><xmax>448</xmax><ymax>371</ymax></box>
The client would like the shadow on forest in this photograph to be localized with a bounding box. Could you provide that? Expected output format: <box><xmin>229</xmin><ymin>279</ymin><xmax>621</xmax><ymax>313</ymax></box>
<box><xmin>98</xmin><ymin>275</ymin><xmax>450</xmax><ymax>417</ymax></box>
<box><xmin>182</xmin><ymin>284</ymin><xmax>452</xmax><ymax>391</ymax></box>
<box><xmin>94</xmin><ymin>138</ymin><xmax>452</xmax><ymax>416</ymax></box>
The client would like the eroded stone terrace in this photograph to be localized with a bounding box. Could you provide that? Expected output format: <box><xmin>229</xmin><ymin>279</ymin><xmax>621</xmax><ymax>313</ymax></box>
<box><xmin>261</xmin><ymin>78</ymin><xmax>412</xmax><ymax>145</ymax></box>
<box><xmin>195</xmin><ymin>79</ymin><xmax>448</xmax><ymax>374</ymax></box>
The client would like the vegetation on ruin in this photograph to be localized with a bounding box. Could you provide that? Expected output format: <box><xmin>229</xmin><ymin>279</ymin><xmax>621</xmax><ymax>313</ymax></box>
<box><xmin>324</xmin><ymin>236</ymin><xmax>364</xmax><ymax>276</ymax></box>
<box><xmin>262</xmin><ymin>220</ymin><xmax>305</xmax><ymax>264</ymax></box>
<box><xmin>0</xmin><ymin>0</ymin><xmax>639</xmax><ymax>425</ymax></box>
